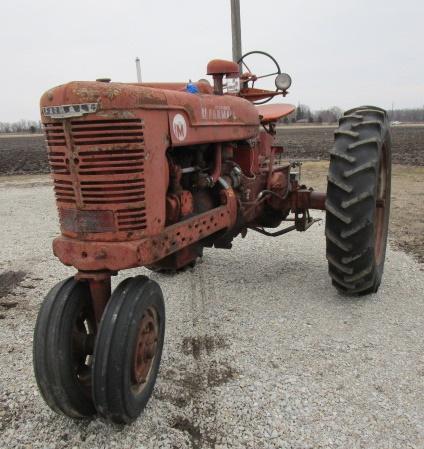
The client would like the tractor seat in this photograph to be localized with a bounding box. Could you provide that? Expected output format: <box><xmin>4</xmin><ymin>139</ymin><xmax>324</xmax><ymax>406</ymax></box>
<box><xmin>255</xmin><ymin>103</ymin><xmax>295</xmax><ymax>124</ymax></box>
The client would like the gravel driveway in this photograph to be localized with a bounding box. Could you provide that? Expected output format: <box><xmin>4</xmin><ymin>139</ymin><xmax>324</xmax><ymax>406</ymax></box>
<box><xmin>1</xmin><ymin>178</ymin><xmax>423</xmax><ymax>449</ymax></box>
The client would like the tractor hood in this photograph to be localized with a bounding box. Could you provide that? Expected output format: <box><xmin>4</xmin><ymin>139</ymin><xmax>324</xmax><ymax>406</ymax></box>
<box><xmin>40</xmin><ymin>81</ymin><xmax>260</xmax><ymax>128</ymax></box>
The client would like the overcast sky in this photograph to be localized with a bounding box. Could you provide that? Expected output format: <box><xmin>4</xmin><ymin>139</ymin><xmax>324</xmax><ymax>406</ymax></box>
<box><xmin>1</xmin><ymin>0</ymin><xmax>423</xmax><ymax>122</ymax></box>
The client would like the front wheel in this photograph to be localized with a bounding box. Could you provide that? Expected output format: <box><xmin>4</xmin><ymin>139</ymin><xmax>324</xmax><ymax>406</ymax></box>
<box><xmin>33</xmin><ymin>278</ymin><xmax>96</xmax><ymax>417</ymax></box>
<box><xmin>325</xmin><ymin>106</ymin><xmax>391</xmax><ymax>295</ymax></box>
<box><xmin>92</xmin><ymin>276</ymin><xmax>165</xmax><ymax>424</ymax></box>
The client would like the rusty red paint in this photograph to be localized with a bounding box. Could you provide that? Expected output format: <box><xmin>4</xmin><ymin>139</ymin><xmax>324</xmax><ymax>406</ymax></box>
<box><xmin>207</xmin><ymin>59</ymin><xmax>240</xmax><ymax>75</ymax></box>
<box><xmin>40</xmin><ymin>57</ymin><xmax>325</xmax><ymax>295</ymax></box>
<box><xmin>74</xmin><ymin>271</ymin><xmax>112</xmax><ymax>324</ymax></box>
<box><xmin>256</xmin><ymin>104</ymin><xmax>295</xmax><ymax>124</ymax></box>
<box><xmin>132</xmin><ymin>306</ymin><xmax>159</xmax><ymax>389</ymax></box>
<box><xmin>52</xmin><ymin>188</ymin><xmax>237</xmax><ymax>271</ymax></box>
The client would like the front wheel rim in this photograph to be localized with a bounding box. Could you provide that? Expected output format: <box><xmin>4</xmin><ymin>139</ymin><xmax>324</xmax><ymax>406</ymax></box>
<box><xmin>71</xmin><ymin>302</ymin><xmax>96</xmax><ymax>397</ymax></box>
<box><xmin>131</xmin><ymin>306</ymin><xmax>159</xmax><ymax>394</ymax></box>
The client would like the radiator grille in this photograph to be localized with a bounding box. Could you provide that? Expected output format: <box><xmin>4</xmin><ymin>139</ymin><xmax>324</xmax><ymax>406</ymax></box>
<box><xmin>79</xmin><ymin>178</ymin><xmax>145</xmax><ymax>204</ymax></box>
<box><xmin>71</xmin><ymin>119</ymin><xmax>144</xmax><ymax>146</ymax></box>
<box><xmin>45</xmin><ymin>123</ymin><xmax>70</xmax><ymax>176</ymax></box>
<box><xmin>44</xmin><ymin>118</ymin><xmax>147</xmax><ymax>233</ymax></box>
<box><xmin>53</xmin><ymin>179</ymin><xmax>75</xmax><ymax>204</ymax></box>
<box><xmin>116</xmin><ymin>208</ymin><xmax>147</xmax><ymax>231</ymax></box>
<box><xmin>77</xmin><ymin>148</ymin><xmax>144</xmax><ymax>176</ymax></box>
<box><xmin>44</xmin><ymin>122</ymin><xmax>66</xmax><ymax>146</ymax></box>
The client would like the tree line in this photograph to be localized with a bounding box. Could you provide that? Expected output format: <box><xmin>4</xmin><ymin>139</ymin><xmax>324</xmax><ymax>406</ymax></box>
<box><xmin>0</xmin><ymin>120</ymin><xmax>42</xmax><ymax>134</ymax></box>
<box><xmin>283</xmin><ymin>104</ymin><xmax>424</xmax><ymax>124</ymax></box>
<box><xmin>388</xmin><ymin>108</ymin><xmax>424</xmax><ymax>122</ymax></box>
<box><xmin>0</xmin><ymin>106</ymin><xmax>423</xmax><ymax>132</ymax></box>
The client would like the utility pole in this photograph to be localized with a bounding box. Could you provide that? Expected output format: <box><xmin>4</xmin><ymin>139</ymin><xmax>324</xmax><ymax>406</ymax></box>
<box><xmin>230</xmin><ymin>0</ymin><xmax>242</xmax><ymax>69</ymax></box>
<box><xmin>135</xmin><ymin>57</ymin><xmax>142</xmax><ymax>83</ymax></box>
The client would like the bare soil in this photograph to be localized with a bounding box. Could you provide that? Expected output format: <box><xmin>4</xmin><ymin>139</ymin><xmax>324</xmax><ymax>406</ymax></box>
<box><xmin>0</xmin><ymin>125</ymin><xmax>423</xmax><ymax>176</ymax></box>
<box><xmin>0</xmin><ymin>135</ymin><xmax>47</xmax><ymax>175</ymax></box>
<box><xmin>276</xmin><ymin>125</ymin><xmax>424</xmax><ymax>166</ymax></box>
<box><xmin>0</xmin><ymin>271</ymin><xmax>27</xmax><ymax>299</ymax></box>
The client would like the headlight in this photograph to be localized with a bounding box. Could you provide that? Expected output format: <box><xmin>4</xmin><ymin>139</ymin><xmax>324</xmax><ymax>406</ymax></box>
<box><xmin>226</xmin><ymin>75</ymin><xmax>240</xmax><ymax>94</ymax></box>
<box><xmin>275</xmin><ymin>73</ymin><xmax>292</xmax><ymax>91</ymax></box>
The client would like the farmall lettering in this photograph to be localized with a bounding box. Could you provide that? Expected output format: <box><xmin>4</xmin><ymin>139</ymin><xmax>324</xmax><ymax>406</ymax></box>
<box><xmin>201</xmin><ymin>105</ymin><xmax>233</xmax><ymax>120</ymax></box>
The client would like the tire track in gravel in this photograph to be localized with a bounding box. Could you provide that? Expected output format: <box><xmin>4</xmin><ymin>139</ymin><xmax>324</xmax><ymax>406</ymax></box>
<box><xmin>169</xmin><ymin>265</ymin><xmax>236</xmax><ymax>449</ymax></box>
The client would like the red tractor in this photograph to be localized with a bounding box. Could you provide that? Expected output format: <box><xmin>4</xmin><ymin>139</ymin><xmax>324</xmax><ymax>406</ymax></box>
<box><xmin>34</xmin><ymin>51</ymin><xmax>391</xmax><ymax>423</ymax></box>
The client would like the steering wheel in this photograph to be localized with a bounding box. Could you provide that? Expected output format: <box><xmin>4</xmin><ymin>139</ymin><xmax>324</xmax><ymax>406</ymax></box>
<box><xmin>237</xmin><ymin>50</ymin><xmax>282</xmax><ymax>104</ymax></box>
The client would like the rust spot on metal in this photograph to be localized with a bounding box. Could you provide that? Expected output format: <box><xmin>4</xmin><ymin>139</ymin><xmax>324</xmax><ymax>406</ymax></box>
<box><xmin>136</xmin><ymin>90</ymin><xmax>167</xmax><ymax>106</ymax></box>
<box><xmin>182</xmin><ymin>103</ymin><xmax>195</xmax><ymax>120</ymax></box>
<box><xmin>74</xmin><ymin>87</ymin><xmax>101</xmax><ymax>101</ymax></box>
<box><xmin>105</xmin><ymin>87</ymin><xmax>121</xmax><ymax>100</ymax></box>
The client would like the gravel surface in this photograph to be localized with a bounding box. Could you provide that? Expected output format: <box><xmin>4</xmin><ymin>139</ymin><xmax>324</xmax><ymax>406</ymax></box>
<box><xmin>1</xmin><ymin>178</ymin><xmax>424</xmax><ymax>449</ymax></box>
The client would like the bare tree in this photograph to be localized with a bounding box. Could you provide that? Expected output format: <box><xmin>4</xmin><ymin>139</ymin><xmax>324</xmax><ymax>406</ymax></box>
<box><xmin>0</xmin><ymin>120</ymin><xmax>42</xmax><ymax>134</ymax></box>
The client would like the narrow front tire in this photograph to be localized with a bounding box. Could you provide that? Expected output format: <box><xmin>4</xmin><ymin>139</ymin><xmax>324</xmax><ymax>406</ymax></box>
<box><xmin>33</xmin><ymin>278</ymin><xmax>96</xmax><ymax>418</ymax></box>
<box><xmin>92</xmin><ymin>276</ymin><xmax>165</xmax><ymax>424</ymax></box>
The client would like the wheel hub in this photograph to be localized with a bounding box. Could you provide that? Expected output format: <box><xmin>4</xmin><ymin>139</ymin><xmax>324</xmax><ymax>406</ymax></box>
<box><xmin>71</xmin><ymin>305</ymin><xmax>95</xmax><ymax>393</ymax></box>
<box><xmin>132</xmin><ymin>307</ymin><xmax>159</xmax><ymax>390</ymax></box>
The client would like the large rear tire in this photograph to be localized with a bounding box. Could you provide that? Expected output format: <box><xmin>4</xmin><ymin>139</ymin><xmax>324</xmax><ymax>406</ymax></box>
<box><xmin>325</xmin><ymin>106</ymin><xmax>391</xmax><ymax>295</ymax></box>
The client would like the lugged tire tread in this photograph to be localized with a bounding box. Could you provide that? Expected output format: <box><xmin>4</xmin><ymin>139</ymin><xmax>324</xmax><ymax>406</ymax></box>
<box><xmin>344</xmin><ymin>264</ymin><xmax>374</xmax><ymax>283</ymax></box>
<box><xmin>343</xmin><ymin>160</ymin><xmax>377</xmax><ymax>178</ymax></box>
<box><xmin>325</xmin><ymin>229</ymin><xmax>351</xmax><ymax>252</ymax></box>
<box><xmin>341</xmin><ymin>191</ymin><xmax>373</xmax><ymax>209</ymax></box>
<box><xmin>345</xmin><ymin>105</ymin><xmax>387</xmax><ymax>115</ymax></box>
<box><xmin>339</xmin><ymin>114</ymin><xmax>364</xmax><ymax>123</ymax></box>
<box><xmin>353</xmin><ymin>109</ymin><xmax>386</xmax><ymax>118</ymax></box>
<box><xmin>352</xmin><ymin>120</ymin><xmax>383</xmax><ymax>130</ymax></box>
<box><xmin>329</xmin><ymin>148</ymin><xmax>356</xmax><ymax>163</ymax></box>
<box><xmin>329</xmin><ymin>272</ymin><xmax>356</xmax><ymax>290</ymax></box>
<box><xmin>325</xmin><ymin>200</ymin><xmax>352</xmax><ymax>224</ymax></box>
<box><xmin>327</xmin><ymin>254</ymin><xmax>354</xmax><ymax>274</ymax></box>
<box><xmin>325</xmin><ymin>105</ymin><xmax>391</xmax><ymax>296</ymax></box>
<box><xmin>334</xmin><ymin>130</ymin><xmax>359</xmax><ymax>138</ymax></box>
<box><xmin>341</xmin><ymin>251</ymin><xmax>365</xmax><ymax>264</ymax></box>
<box><xmin>340</xmin><ymin>220</ymin><xmax>370</xmax><ymax>238</ymax></box>
<box><xmin>348</xmin><ymin>137</ymin><xmax>381</xmax><ymax>150</ymax></box>
<box><xmin>327</xmin><ymin>174</ymin><xmax>353</xmax><ymax>193</ymax></box>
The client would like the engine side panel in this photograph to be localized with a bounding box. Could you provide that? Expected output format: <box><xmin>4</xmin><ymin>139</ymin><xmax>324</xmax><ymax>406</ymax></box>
<box><xmin>164</xmin><ymin>90</ymin><xmax>260</xmax><ymax>146</ymax></box>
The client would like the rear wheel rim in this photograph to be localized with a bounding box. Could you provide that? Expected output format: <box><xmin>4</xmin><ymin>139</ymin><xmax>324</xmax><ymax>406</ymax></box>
<box><xmin>374</xmin><ymin>143</ymin><xmax>389</xmax><ymax>264</ymax></box>
<box><xmin>131</xmin><ymin>306</ymin><xmax>159</xmax><ymax>394</ymax></box>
